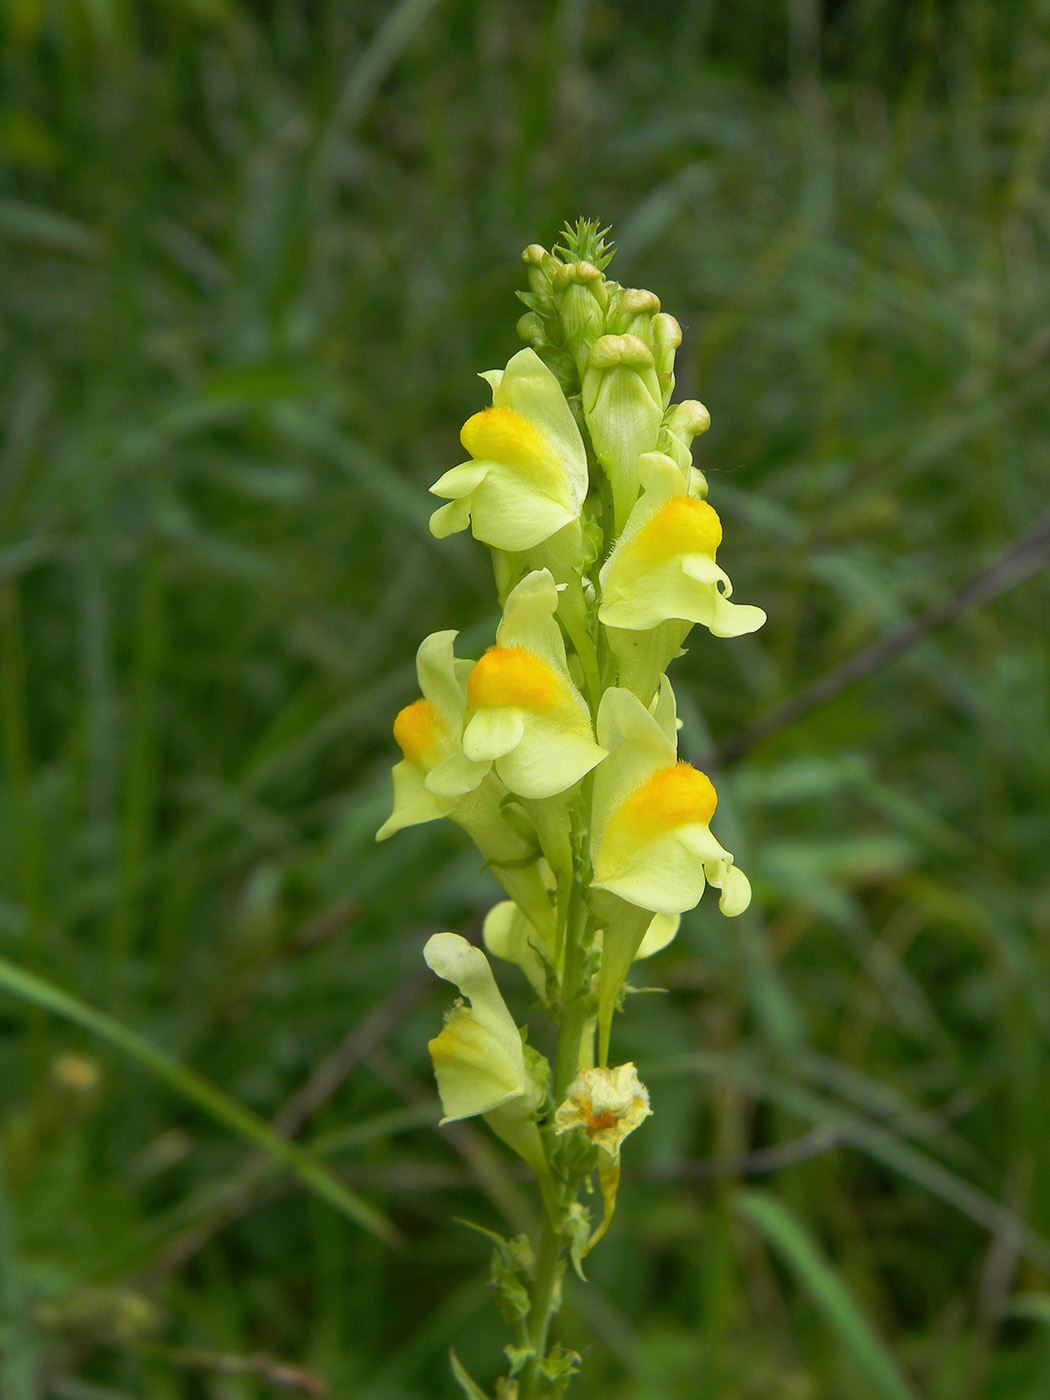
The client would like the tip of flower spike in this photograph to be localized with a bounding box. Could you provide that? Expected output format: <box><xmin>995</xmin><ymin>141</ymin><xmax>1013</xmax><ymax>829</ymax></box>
<box><xmin>553</xmin><ymin>218</ymin><xmax>615</xmax><ymax>271</ymax></box>
<box><xmin>466</xmin><ymin>646</ymin><xmax>562</xmax><ymax>713</ymax></box>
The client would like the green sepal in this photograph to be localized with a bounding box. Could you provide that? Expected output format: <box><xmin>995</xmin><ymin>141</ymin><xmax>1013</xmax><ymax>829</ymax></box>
<box><xmin>553</xmin><ymin>218</ymin><xmax>615</xmax><ymax>270</ymax></box>
<box><xmin>533</xmin><ymin>345</ymin><xmax>578</xmax><ymax>392</ymax></box>
<box><xmin>496</xmin><ymin>794</ymin><xmax>544</xmax><ymax>850</ymax></box>
<box><xmin>504</xmin><ymin>1343</ymin><xmax>535</xmax><ymax>1376</ymax></box>
<box><xmin>580</xmin><ymin>513</ymin><xmax>604</xmax><ymax>571</ymax></box>
<box><xmin>537</xmin><ymin>1346</ymin><xmax>582</xmax><ymax>1397</ymax></box>
<box><xmin>515</xmin><ymin>290</ymin><xmax>548</xmax><ymax>315</ymax></box>
<box><xmin>495</xmin><ymin>1271</ymin><xmax>531</xmax><ymax>1325</ymax></box>
<box><xmin>565</xmin><ymin>1201</ymin><xmax>592</xmax><ymax>1281</ymax></box>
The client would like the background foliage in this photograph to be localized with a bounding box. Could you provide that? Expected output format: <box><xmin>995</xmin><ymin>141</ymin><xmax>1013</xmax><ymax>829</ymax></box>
<box><xmin>2</xmin><ymin>1</ymin><xmax>1050</xmax><ymax>1396</ymax></box>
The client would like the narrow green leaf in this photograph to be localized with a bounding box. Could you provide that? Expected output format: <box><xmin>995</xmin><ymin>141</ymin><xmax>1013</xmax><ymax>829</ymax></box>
<box><xmin>449</xmin><ymin>1349</ymin><xmax>492</xmax><ymax>1400</ymax></box>
<box><xmin>735</xmin><ymin>1190</ymin><xmax>919</xmax><ymax>1400</ymax></box>
<box><xmin>0</xmin><ymin>953</ymin><xmax>401</xmax><ymax>1247</ymax></box>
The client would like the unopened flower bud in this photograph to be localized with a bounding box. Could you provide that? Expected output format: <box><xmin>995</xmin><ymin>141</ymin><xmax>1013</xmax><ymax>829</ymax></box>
<box><xmin>651</xmin><ymin>314</ymin><xmax>682</xmax><ymax>406</ymax></box>
<box><xmin>516</xmin><ymin>311</ymin><xmax>546</xmax><ymax>347</ymax></box>
<box><xmin>553</xmin><ymin>261</ymin><xmax>609</xmax><ymax>377</ymax></box>
<box><xmin>611</xmin><ymin>288</ymin><xmax>661</xmax><ymax>343</ymax></box>
<box><xmin>661</xmin><ymin>398</ymin><xmax>712</xmax><ymax>486</ymax></box>
<box><xmin>582</xmin><ymin>334</ymin><xmax>663</xmax><ymax>532</ymax></box>
<box><xmin>521</xmin><ymin>243</ymin><xmax>555</xmax><ymax>296</ymax></box>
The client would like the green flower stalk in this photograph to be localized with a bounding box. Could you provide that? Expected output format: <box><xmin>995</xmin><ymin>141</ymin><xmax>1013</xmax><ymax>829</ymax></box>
<box><xmin>380</xmin><ymin>220</ymin><xmax>764</xmax><ymax>1399</ymax></box>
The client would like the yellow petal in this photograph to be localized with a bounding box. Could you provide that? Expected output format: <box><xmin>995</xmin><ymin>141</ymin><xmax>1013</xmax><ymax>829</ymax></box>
<box><xmin>429</xmin><ymin>1011</ymin><xmax>526</xmax><ymax>1122</ymax></box>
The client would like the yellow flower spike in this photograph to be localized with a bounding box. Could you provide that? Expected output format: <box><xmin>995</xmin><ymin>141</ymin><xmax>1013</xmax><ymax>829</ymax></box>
<box><xmin>582</xmin><ymin>333</ymin><xmax>664</xmax><ymax>534</ymax></box>
<box><xmin>590</xmin><ymin>688</ymin><xmax>746</xmax><ymax>918</ymax></box>
<box><xmin>554</xmin><ymin>1063</ymin><xmax>652</xmax><ymax>1254</ymax></box>
<box><xmin>428</xmin><ymin>348</ymin><xmax>587</xmax><ymax>552</ymax></box>
<box><xmin>599</xmin><ymin>451</ymin><xmax>767</xmax><ymax>638</ymax></box>
<box><xmin>452</xmin><ymin>569</ymin><xmax>606</xmax><ymax>801</ymax></box>
<box><xmin>424</xmin><ymin>933</ymin><xmax>556</xmax><ymax>1214</ymax></box>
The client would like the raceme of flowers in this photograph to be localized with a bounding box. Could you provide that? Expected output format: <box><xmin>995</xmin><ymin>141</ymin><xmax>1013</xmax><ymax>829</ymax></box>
<box><xmin>378</xmin><ymin>221</ymin><xmax>765</xmax><ymax>1399</ymax></box>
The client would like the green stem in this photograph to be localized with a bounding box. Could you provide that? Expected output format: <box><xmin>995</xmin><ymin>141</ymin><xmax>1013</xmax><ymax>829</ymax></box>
<box><xmin>518</xmin><ymin>1198</ymin><xmax>563</xmax><ymax>1400</ymax></box>
<box><xmin>515</xmin><ymin>868</ymin><xmax>593</xmax><ymax>1399</ymax></box>
<box><xmin>557</xmin><ymin>584</ymin><xmax>602</xmax><ymax>712</ymax></box>
<box><xmin>553</xmin><ymin>878</ymin><xmax>591</xmax><ymax>1103</ymax></box>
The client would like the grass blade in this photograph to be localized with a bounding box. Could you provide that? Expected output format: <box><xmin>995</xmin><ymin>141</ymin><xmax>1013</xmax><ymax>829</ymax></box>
<box><xmin>735</xmin><ymin>1190</ymin><xmax>919</xmax><ymax>1400</ymax></box>
<box><xmin>0</xmin><ymin>954</ymin><xmax>401</xmax><ymax>1248</ymax></box>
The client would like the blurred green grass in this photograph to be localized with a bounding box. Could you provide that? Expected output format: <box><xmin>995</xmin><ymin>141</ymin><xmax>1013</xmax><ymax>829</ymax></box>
<box><xmin>2</xmin><ymin>1</ymin><xmax>1050</xmax><ymax>1396</ymax></box>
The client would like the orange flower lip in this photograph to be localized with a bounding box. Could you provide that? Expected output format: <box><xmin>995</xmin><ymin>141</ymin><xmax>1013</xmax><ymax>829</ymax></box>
<box><xmin>461</xmin><ymin>406</ymin><xmax>552</xmax><ymax>471</ymax></box>
<box><xmin>393</xmin><ymin>698</ymin><xmax>449</xmax><ymax>766</ymax></box>
<box><xmin>634</xmin><ymin>496</ymin><xmax>722</xmax><ymax>563</ymax></box>
<box><xmin>466</xmin><ymin>645</ymin><xmax>563</xmax><ymax>712</ymax></box>
<box><xmin>602</xmin><ymin>761</ymin><xmax>718</xmax><ymax>853</ymax></box>
<box><xmin>584</xmin><ymin>1105</ymin><xmax>620</xmax><ymax>1131</ymax></box>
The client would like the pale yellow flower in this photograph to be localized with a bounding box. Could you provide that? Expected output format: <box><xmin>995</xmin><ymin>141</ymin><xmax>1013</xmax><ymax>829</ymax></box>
<box><xmin>377</xmin><ymin>631</ymin><xmax>555</xmax><ymax>941</ymax></box>
<box><xmin>424</xmin><ymin>933</ymin><xmax>556</xmax><ymax>1214</ymax></box>
<box><xmin>590</xmin><ymin>687</ymin><xmax>750</xmax><ymax>918</ymax></box>
<box><xmin>425</xmin><ymin>933</ymin><xmax>540</xmax><ymax>1124</ymax></box>
<box><xmin>429</xmin><ymin>570</ymin><xmax>606</xmax><ymax>801</ymax></box>
<box><xmin>429</xmin><ymin>348</ymin><xmax>587</xmax><ymax>551</ymax></box>
<box><xmin>599</xmin><ymin>451</ymin><xmax>766</xmax><ymax>638</ymax></box>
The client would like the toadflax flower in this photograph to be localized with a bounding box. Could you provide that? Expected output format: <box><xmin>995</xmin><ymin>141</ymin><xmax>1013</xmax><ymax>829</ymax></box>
<box><xmin>428</xmin><ymin>348</ymin><xmax>588</xmax><ymax>551</ymax></box>
<box><xmin>377</xmin><ymin>630</ymin><xmax>555</xmax><ymax>943</ymax></box>
<box><xmin>591</xmin><ymin>687</ymin><xmax>750</xmax><ymax>919</ymax></box>
<box><xmin>589</xmin><ymin>686</ymin><xmax>751</xmax><ymax>1060</ymax></box>
<box><xmin>599</xmin><ymin>450</ymin><xmax>767</xmax><ymax>638</ymax></box>
<box><xmin>428</xmin><ymin>569</ymin><xmax>606</xmax><ymax>802</ymax></box>
<box><xmin>424</xmin><ymin>933</ymin><xmax>555</xmax><ymax>1211</ymax></box>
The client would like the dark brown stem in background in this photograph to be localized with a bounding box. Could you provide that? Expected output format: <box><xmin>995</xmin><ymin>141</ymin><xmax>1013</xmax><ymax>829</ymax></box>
<box><xmin>703</xmin><ymin>506</ymin><xmax>1050</xmax><ymax>770</ymax></box>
